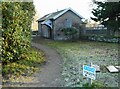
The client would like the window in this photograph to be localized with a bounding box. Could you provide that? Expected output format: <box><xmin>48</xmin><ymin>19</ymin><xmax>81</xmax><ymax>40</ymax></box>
<box><xmin>65</xmin><ymin>19</ymin><xmax>72</xmax><ymax>28</ymax></box>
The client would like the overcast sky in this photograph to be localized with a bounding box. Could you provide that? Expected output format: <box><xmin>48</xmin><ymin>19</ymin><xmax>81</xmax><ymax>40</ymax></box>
<box><xmin>33</xmin><ymin>0</ymin><xmax>97</xmax><ymax>20</ymax></box>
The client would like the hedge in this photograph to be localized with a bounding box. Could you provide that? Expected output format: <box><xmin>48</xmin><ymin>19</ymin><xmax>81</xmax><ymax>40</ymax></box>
<box><xmin>2</xmin><ymin>2</ymin><xmax>35</xmax><ymax>64</ymax></box>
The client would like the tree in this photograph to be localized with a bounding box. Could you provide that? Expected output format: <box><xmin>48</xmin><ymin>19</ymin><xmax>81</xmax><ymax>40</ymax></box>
<box><xmin>2</xmin><ymin>2</ymin><xmax>35</xmax><ymax>64</ymax></box>
<box><xmin>91</xmin><ymin>1</ymin><xmax>120</xmax><ymax>36</ymax></box>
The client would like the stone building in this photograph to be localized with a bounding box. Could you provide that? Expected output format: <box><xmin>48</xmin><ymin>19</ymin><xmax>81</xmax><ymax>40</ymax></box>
<box><xmin>37</xmin><ymin>8</ymin><xmax>84</xmax><ymax>40</ymax></box>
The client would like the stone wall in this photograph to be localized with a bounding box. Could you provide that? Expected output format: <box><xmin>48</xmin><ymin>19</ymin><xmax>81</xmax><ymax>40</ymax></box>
<box><xmin>53</xmin><ymin>10</ymin><xmax>82</xmax><ymax>40</ymax></box>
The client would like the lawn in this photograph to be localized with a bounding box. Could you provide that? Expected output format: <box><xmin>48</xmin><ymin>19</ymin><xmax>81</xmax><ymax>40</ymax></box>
<box><xmin>33</xmin><ymin>38</ymin><xmax>119</xmax><ymax>87</ymax></box>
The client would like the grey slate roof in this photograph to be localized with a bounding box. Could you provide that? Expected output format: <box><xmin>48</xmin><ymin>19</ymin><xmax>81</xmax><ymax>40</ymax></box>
<box><xmin>37</xmin><ymin>8</ymin><xmax>84</xmax><ymax>22</ymax></box>
<box><xmin>37</xmin><ymin>9</ymin><xmax>65</xmax><ymax>21</ymax></box>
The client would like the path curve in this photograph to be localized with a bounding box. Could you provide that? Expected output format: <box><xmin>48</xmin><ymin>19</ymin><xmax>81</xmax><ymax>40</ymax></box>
<box><xmin>29</xmin><ymin>42</ymin><xmax>64</xmax><ymax>87</ymax></box>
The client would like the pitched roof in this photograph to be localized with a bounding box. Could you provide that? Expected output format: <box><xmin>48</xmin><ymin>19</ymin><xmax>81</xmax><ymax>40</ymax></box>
<box><xmin>37</xmin><ymin>8</ymin><xmax>84</xmax><ymax>22</ymax></box>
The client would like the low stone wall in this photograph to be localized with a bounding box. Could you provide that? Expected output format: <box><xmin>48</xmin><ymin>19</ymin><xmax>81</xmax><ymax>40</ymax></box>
<box><xmin>83</xmin><ymin>28</ymin><xmax>108</xmax><ymax>36</ymax></box>
<box><xmin>80</xmin><ymin>35</ymin><xmax>120</xmax><ymax>43</ymax></box>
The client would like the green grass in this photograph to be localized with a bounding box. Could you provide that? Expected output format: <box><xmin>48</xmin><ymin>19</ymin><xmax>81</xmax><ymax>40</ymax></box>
<box><xmin>2</xmin><ymin>48</ymin><xmax>45</xmax><ymax>83</ymax></box>
<box><xmin>83</xmin><ymin>81</ymin><xmax>105</xmax><ymax>89</ymax></box>
<box><xmin>33</xmin><ymin>38</ymin><xmax>119</xmax><ymax>87</ymax></box>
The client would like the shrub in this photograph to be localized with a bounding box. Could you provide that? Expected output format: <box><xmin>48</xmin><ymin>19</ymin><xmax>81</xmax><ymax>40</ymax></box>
<box><xmin>2</xmin><ymin>48</ymin><xmax>45</xmax><ymax>81</ymax></box>
<box><xmin>2</xmin><ymin>2</ymin><xmax>35</xmax><ymax>64</ymax></box>
<box><xmin>61</xmin><ymin>27</ymin><xmax>78</xmax><ymax>40</ymax></box>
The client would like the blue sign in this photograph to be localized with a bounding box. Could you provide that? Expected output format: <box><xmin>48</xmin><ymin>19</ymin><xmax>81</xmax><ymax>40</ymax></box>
<box><xmin>83</xmin><ymin>65</ymin><xmax>96</xmax><ymax>80</ymax></box>
<box><xmin>83</xmin><ymin>65</ymin><xmax>96</xmax><ymax>74</ymax></box>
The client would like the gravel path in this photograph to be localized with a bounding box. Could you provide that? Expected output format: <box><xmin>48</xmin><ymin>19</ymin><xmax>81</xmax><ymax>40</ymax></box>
<box><xmin>28</xmin><ymin>42</ymin><xmax>64</xmax><ymax>87</ymax></box>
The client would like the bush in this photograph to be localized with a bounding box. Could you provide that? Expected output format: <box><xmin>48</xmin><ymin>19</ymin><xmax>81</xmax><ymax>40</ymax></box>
<box><xmin>61</xmin><ymin>27</ymin><xmax>78</xmax><ymax>40</ymax></box>
<box><xmin>2</xmin><ymin>48</ymin><xmax>45</xmax><ymax>81</ymax></box>
<box><xmin>2</xmin><ymin>2</ymin><xmax>35</xmax><ymax>64</ymax></box>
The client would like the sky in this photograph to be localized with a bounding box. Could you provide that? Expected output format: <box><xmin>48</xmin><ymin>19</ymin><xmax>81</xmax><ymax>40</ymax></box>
<box><xmin>33</xmin><ymin>0</ymin><xmax>96</xmax><ymax>20</ymax></box>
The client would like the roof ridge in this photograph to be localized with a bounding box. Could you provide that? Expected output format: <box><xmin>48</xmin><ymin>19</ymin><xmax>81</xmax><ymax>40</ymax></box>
<box><xmin>48</xmin><ymin>8</ymin><xmax>66</xmax><ymax>15</ymax></box>
<box><xmin>37</xmin><ymin>8</ymin><xmax>83</xmax><ymax>22</ymax></box>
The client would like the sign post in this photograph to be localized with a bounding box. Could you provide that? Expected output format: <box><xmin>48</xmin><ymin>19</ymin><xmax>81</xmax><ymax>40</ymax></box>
<box><xmin>83</xmin><ymin>62</ymin><xmax>96</xmax><ymax>87</ymax></box>
<box><xmin>88</xmin><ymin>62</ymin><xmax>92</xmax><ymax>86</ymax></box>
